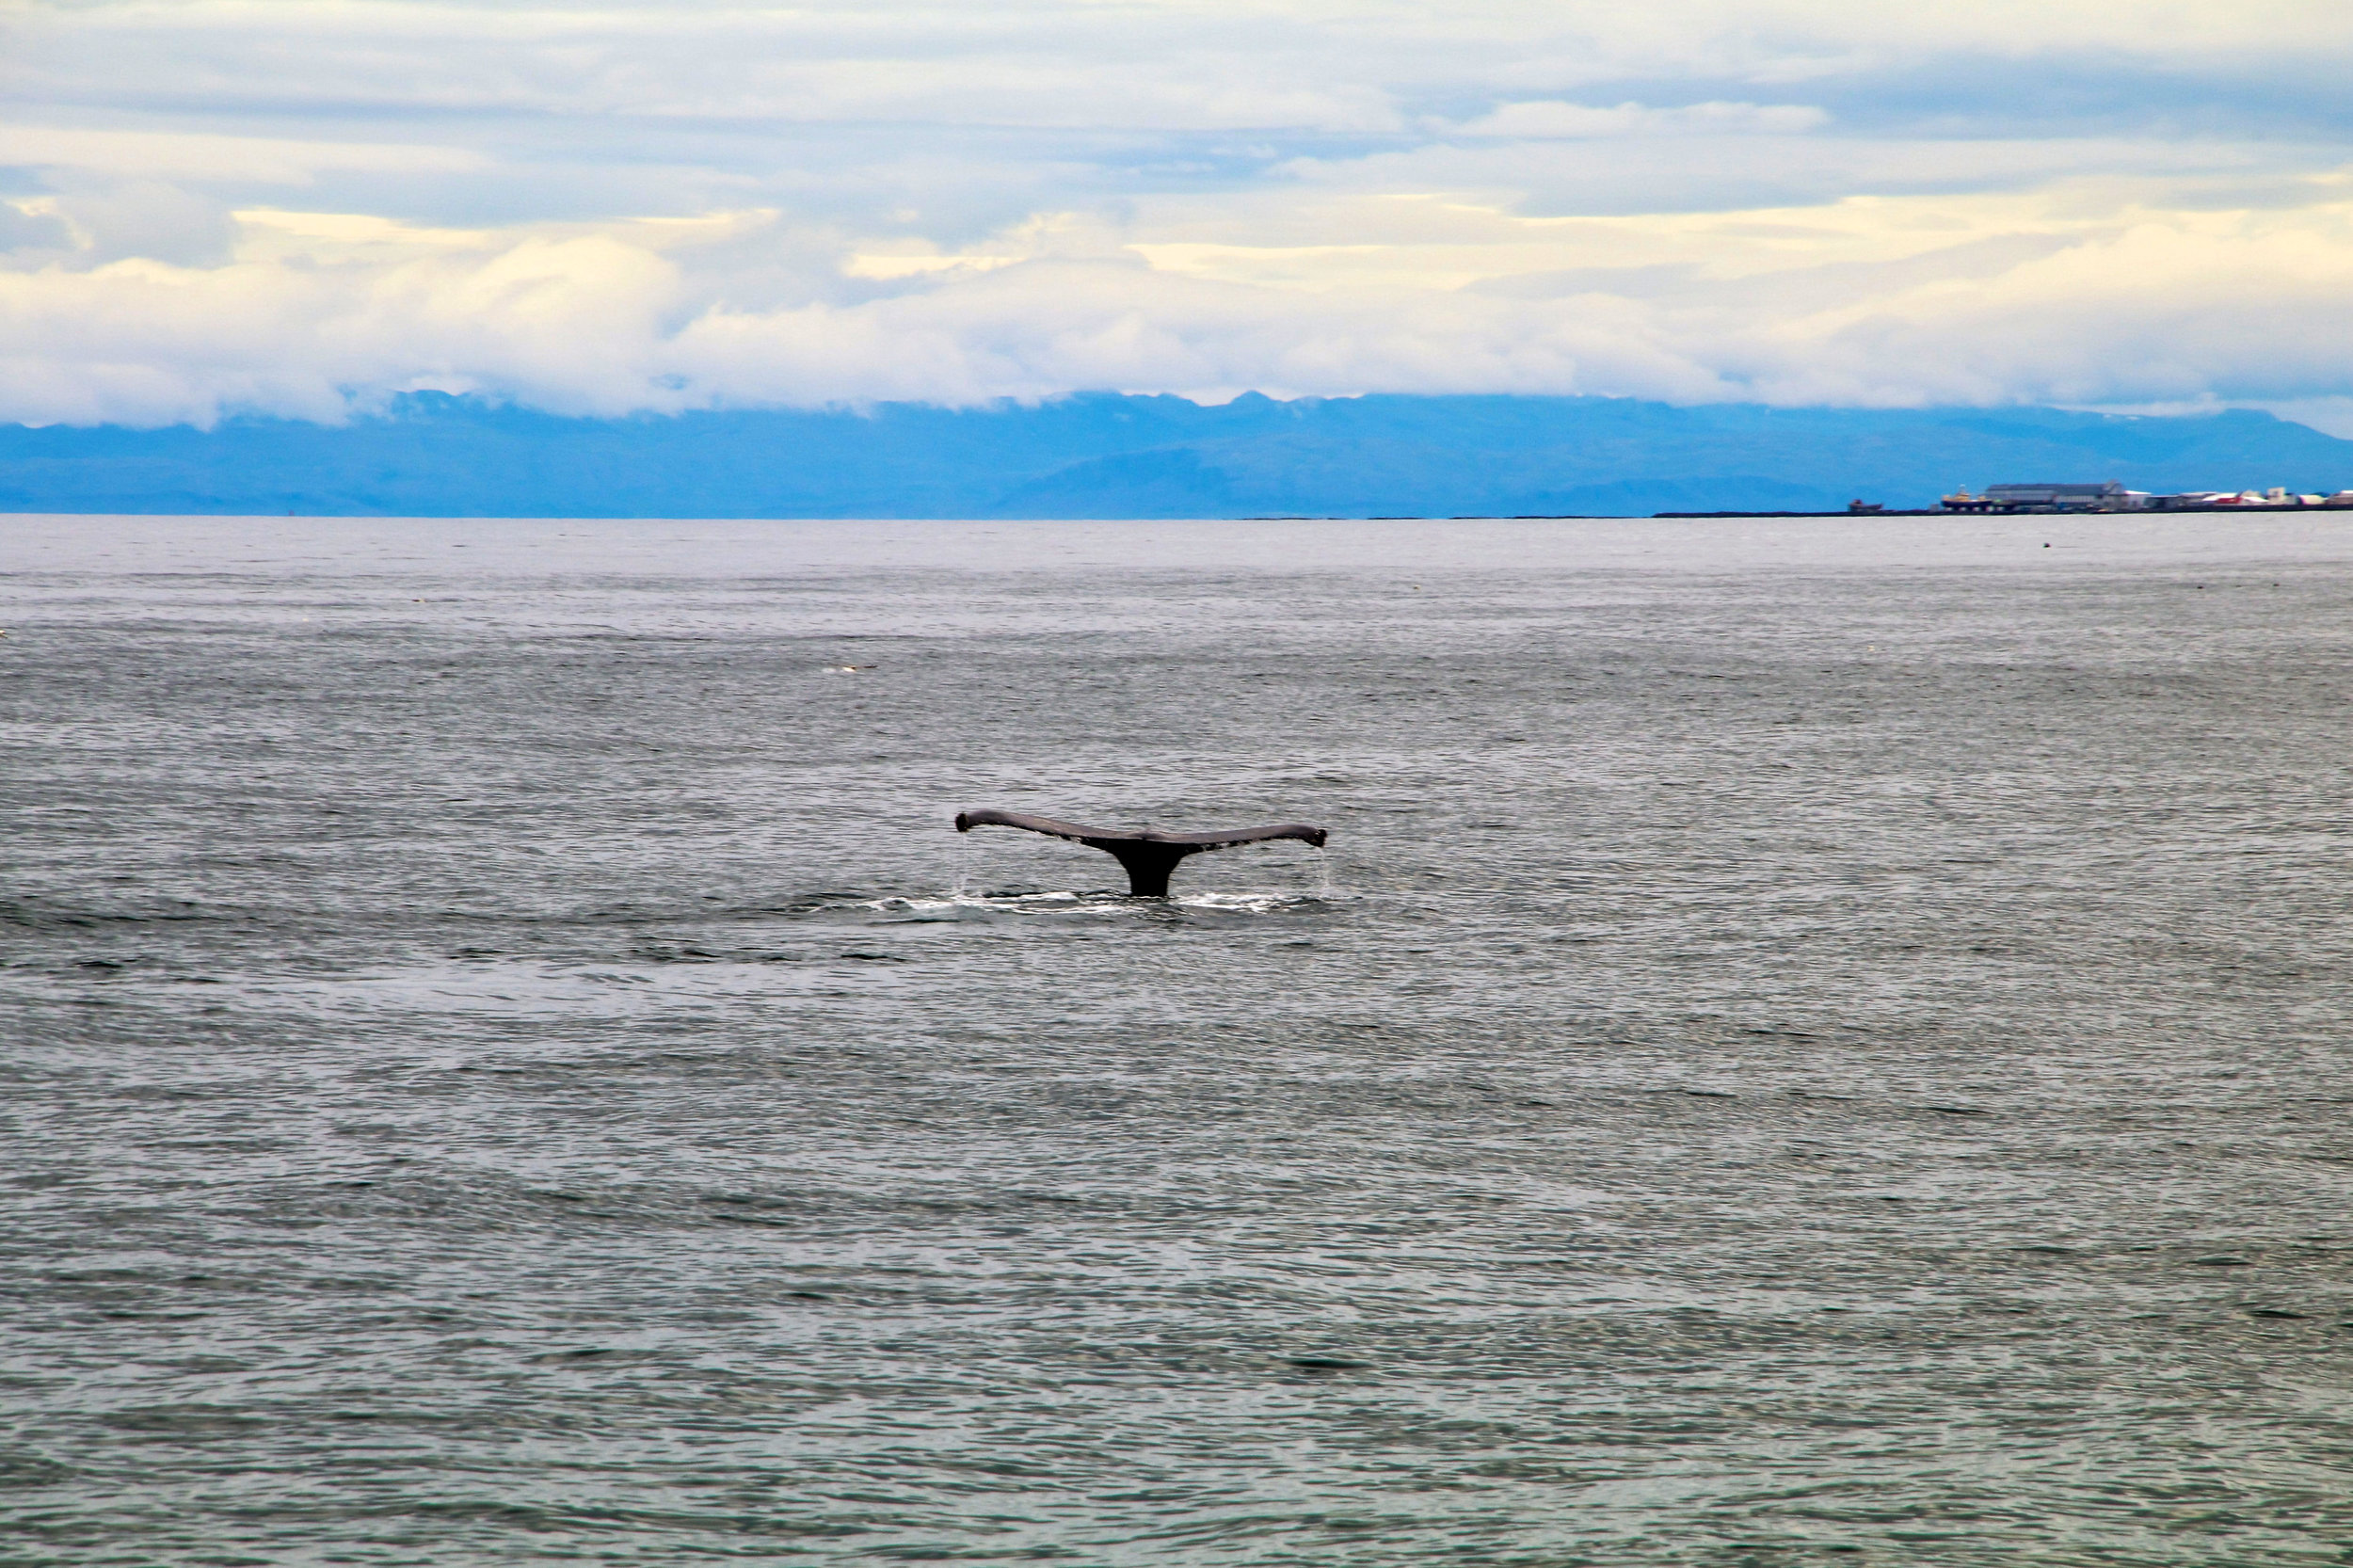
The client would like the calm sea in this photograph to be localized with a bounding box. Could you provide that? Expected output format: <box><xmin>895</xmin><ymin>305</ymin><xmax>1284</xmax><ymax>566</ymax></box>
<box><xmin>5</xmin><ymin>514</ymin><xmax>2351</xmax><ymax>1565</ymax></box>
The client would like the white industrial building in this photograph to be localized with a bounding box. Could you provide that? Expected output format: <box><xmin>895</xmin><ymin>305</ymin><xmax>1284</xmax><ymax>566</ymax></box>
<box><xmin>1940</xmin><ymin>482</ymin><xmax>2353</xmax><ymax>513</ymax></box>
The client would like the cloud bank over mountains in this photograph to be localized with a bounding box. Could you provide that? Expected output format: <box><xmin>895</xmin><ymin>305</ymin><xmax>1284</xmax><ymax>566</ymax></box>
<box><xmin>5</xmin><ymin>0</ymin><xmax>2352</xmax><ymax>429</ymax></box>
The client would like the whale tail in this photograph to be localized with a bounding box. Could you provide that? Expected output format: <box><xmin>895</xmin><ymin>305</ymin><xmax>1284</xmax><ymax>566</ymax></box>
<box><xmin>1086</xmin><ymin>839</ymin><xmax>1194</xmax><ymax>900</ymax></box>
<box><xmin>953</xmin><ymin>808</ymin><xmax>1328</xmax><ymax>897</ymax></box>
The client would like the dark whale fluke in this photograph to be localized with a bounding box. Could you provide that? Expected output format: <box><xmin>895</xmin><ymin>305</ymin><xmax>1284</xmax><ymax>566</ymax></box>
<box><xmin>953</xmin><ymin>808</ymin><xmax>1329</xmax><ymax>897</ymax></box>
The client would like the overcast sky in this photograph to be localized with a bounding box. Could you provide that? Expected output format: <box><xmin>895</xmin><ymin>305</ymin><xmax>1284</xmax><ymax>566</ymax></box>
<box><xmin>6</xmin><ymin>0</ymin><xmax>2353</xmax><ymax>427</ymax></box>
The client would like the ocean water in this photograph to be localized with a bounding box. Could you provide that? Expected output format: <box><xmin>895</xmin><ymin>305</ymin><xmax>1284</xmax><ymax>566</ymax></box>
<box><xmin>5</xmin><ymin>513</ymin><xmax>2352</xmax><ymax>1566</ymax></box>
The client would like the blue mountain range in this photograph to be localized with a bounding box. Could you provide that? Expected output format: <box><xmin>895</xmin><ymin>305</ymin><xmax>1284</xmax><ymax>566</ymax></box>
<box><xmin>4</xmin><ymin>392</ymin><xmax>2348</xmax><ymax>517</ymax></box>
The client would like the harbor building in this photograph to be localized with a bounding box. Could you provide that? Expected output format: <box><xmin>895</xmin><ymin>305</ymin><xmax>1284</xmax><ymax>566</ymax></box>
<box><xmin>1940</xmin><ymin>481</ymin><xmax>2140</xmax><ymax>512</ymax></box>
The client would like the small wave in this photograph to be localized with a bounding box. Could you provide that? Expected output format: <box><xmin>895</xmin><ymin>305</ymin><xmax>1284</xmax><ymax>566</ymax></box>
<box><xmin>0</xmin><ymin>898</ymin><xmax>213</xmax><ymax>930</ymax></box>
<box><xmin>852</xmin><ymin>888</ymin><xmax>1346</xmax><ymax>920</ymax></box>
<box><xmin>856</xmin><ymin>890</ymin><xmax>1121</xmax><ymax>920</ymax></box>
<box><xmin>1174</xmin><ymin>889</ymin><xmax>1337</xmax><ymax>915</ymax></box>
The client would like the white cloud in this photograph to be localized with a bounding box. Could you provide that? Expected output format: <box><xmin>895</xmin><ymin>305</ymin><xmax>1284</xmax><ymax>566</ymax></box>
<box><xmin>6</xmin><ymin>181</ymin><xmax>2353</xmax><ymax>425</ymax></box>
<box><xmin>0</xmin><ymin>126</ymin><xmax>490</xmax><ymax>184</ymax></box>
<box><xmin>3</xmin><ymin>0</ymin><xmax>2352</xmax><ymax>421</ymax></box>
<box><xmin>1445</xmin><ymin>102</ymin><xmax>1830</xmax><ymax>139</ymax></box>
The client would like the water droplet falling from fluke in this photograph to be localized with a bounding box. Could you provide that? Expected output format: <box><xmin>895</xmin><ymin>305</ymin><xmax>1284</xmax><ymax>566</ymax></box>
<box><xmin>952</xmin><ymin>830</ymin><xmax>976</xmax><ymax>901</ymax></box>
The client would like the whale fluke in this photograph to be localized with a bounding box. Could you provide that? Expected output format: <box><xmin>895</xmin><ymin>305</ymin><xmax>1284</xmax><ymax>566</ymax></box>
<box><xmin>953</xmin><ymin>808</ymin><xmax>1329</xmax><ymax>897</ymax></box>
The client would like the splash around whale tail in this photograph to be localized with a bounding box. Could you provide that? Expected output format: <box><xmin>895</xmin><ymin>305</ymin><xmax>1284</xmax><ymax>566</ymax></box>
<box><xmin>953</xmin><ymin>808</ymin><xmax>1329</xmax><ymax>897</ymax></box>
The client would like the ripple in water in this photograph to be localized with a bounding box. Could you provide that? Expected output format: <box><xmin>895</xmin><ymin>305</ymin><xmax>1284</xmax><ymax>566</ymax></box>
<box><xmin>5</xmin><ymin>515</ymin><xmax>2353</xmax><ymax>1566</ymax></box>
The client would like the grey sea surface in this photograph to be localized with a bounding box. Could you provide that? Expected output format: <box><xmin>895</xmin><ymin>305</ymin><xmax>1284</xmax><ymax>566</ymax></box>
<box><xmin>5</xmin><ymin>513</ymin><xmax>2352</xmax><ymax>1566</ymax></box>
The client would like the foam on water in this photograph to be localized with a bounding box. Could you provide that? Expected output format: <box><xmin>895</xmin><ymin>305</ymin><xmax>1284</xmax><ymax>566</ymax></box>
<box><xmin>861</xmin><ymin>886</ymin><xmax>1337</xmax><ymax>920</ymax></box>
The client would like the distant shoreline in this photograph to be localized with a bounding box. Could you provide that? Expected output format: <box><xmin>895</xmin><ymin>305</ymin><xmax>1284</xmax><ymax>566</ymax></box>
<box><xmin>1237</xmin><ymin>505</ymin><xmax>2353</xmax><ymax>520</ymax></box>
<box><xmin>1654</xmin><ymin>504</ymin><xmax>2353</xmax><ymax>519</ymax></box>
<box><xmin>9</xmin><ymin>392</ymin><xmax>2349</xmax><ymax>520</ymax></box>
